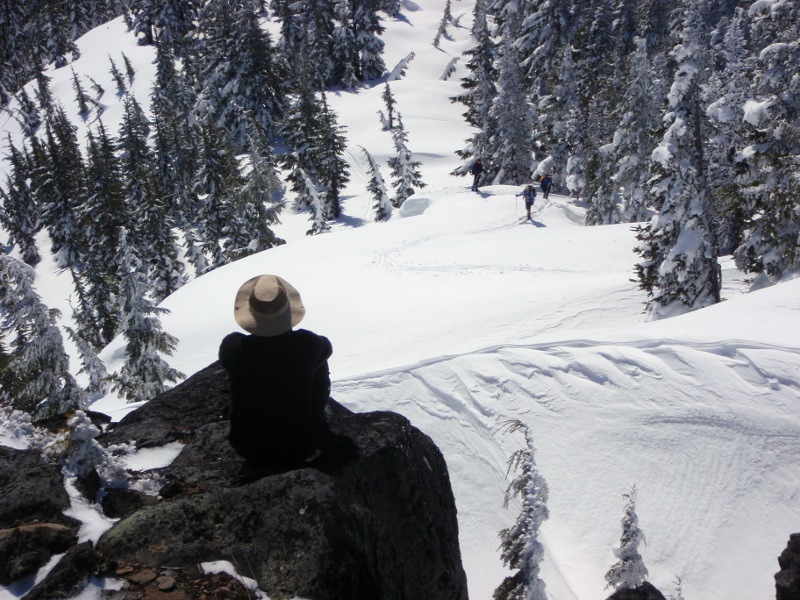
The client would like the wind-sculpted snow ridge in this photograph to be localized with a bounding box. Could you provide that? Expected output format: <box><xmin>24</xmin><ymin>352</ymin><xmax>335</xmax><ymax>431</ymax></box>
<box><xmin>334</xmin><ymin>337</ymin><xmax>800</xmax><ymax>600</ymax></box>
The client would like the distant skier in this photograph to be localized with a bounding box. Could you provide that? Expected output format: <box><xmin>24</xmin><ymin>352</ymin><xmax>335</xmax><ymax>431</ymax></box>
<box><xmin>469</xmin><ymin>158</ymin><xmax>484</xmax><ymax>192</ymax></box>
<box><xmin>516</xmin><ymin>184</ymin><xmax>537</xmax><ymax>219</ymax></box>
<box><xmin>540</xmin><ymin>174</ymin><xmax>552</xmax><ymax>199</ymax></box>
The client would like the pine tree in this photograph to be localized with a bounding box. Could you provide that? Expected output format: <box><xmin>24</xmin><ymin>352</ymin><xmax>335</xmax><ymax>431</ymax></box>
<box><xmin>280</xmin><ymin>76</ymin><xmax>326</xmax><ymax>211</ymax></box>
<box><xmin>605</xmin><ymin>486</ymin><xmax>649</xmax><ymax>591</ymax></box>
<box><xmin>611</xmin><ymin>37</ymin><xmax>662</xmax><ymax>223</ymax></box>
<box><xmin>451</xmin><ymin>0</ymin><xmax>497</xmax><ymax>176</ymax></box>
<box><xmin>733</xmin><ymin>0</ymin><xmax>800</xmax><ymax>284</ymax></box>
<box><xmin>194</xmin><ymin>117</ymin><xmax>244</xmax><ymax>272</ymax></box>
<box><xmin>388</xmin><ymin>114</ymin><xmax>425</xmax><ymax>208</ymax></box>
<box><xmin>149</xmin><ymin>43</ymin><xmax>200</xmax><ymax>229</ymax></box>
<box><xmin>108</xmin><ymin>56</ymin><xmax>127</xmax><ymax>95</ymax></box>
<box><xmin>333</xmin><ymin>0</ymin><xmax>360</xmax><ymax>89</ymax></box>
<box><xmin>360</xmin><ymin>146</ymin><xmax>392</xmax><ymax>221</ymax></box>
<box><xmin>12</xmin><ymin>88</ymin><xmax>42</xmax><ymax>137</ymax></box>
<box><xmin>118</xmin><ymin>93</ymin><xmax>184</xmax><ymax>298</ymax></box>
<box><xmin>316</xmin><ymin>93</ymin><xmax>351</xmax><ymax>219</ymax></box>
<box><xmin>80</xmin><ymin>121</ymin><xmax>124</xmax><ymax>347</ymax></box>
<box><xmin>196</xmin><ymin>0</ymin><xmax>286</xmax><ymax>150</ymax></box>
<box><xmin>494</xmin><ymin>420</ymin><xmax>549</xmax><ymax>600</ymax></box>
<box><xmin>71</xmin><ymin>68</ymin><xmax>92</xmax><ymax>120</ymax></box>
<box><xmin>38</xmin><ymin>106</ymin><xmax>88</xmax><ymax>269</ymax></box>
<box><xmin>704</xmin><ymin>9</ymin><xmax>753</xmax><ymax>255</ymax></box>
<box><xmin>0</xmin><ymin>255</ymin><xmax>86</xmax><ymax>419</ymax></box>
<box><xmin>65</xmin><ymin>326</ymin><xmax>110</xmax><ymax>398</ymax></box>
<box><xmin>224</xmin><ymin>118</ymin><xmax>286</xmax><ymax>261</ymax></box>
<box><xmin>584</xmin><ymin>144</ymin><xmax>622</xmax><ymax>225</ymax></box>
<box><xmin>634</xmin><ymin>0</ymin><xmax>721</xmax><ymax>320</ymax></box>
<box><xmin>485</xmin><ymin>29</ymin><xmax>534</xmax><ymax>185</ymax></box>
<box><xmin>433</xmin><ymin>0</ymin><xmax>453</xmax><ymax>48</ymax></box>
<box><xmin>112</xmin><ymin>231</ymin><xmax>184</xmax><ymax>404</ymax></box>
<box><xmin>1</xmin><ymin>139</ymin><xmax>41</xmax><ymax>265</ymax></box>
<box><xmin>352</xmin><ymin>0</ymin><xmax>386</xmax><ymax>81</ymax></box>
<box><xmin>300</xmin><ymin>168</ymin><xmax>331</xmax><ymax>236</ymax></box>
<box><xmin>381</xmin><ymin>83</ymin><xmax>398</xmax><ymax>130</ymax></box>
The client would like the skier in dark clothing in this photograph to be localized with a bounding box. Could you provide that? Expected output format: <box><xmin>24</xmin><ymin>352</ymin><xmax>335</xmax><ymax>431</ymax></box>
<box><xmin>516</xmin><ymin>184</ymin><xmax>537</xmax><ymax>219</ymax></box>
<box><xmin>219</xmin><ymin>274</ymin><xmax>334</xmax><ymax>473</ymax></box>
<box><xmin>469</xmin><ymin>158</ymin><xmax>484</xmax><ymax>192</ymax></box>
<box><xmin>540</xmin><ymin>174</ymin><xmax>553</xmax><ymax>199</ymax></box>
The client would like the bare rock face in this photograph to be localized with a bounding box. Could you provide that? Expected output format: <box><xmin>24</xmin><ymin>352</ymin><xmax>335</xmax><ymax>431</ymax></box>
<box><xmin>776</xmin><ymin>533</ymin><xmax>800</xmax><ymax>600</ymax></box>
<box><xmin>95</xmin><ymin>361</ymin><xmax>469</xmax><ymax>600</ymax></box>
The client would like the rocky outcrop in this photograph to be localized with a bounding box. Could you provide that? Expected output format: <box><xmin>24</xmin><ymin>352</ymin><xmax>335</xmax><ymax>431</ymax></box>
<box><xmin>606</xmin><ymin>582</ymin><xmax>667</xmax><ymax>600</ymax></box>
<box><xmin>5</xmin><ymin>361</ymin><xmax>469</xmax><ymax>600</ymax></box>
<box><xmin>776</xmin><ymin>533</ymin><xmax>800</xmax><ymax>600</ymax></box>
<box><xmin>0</xmin><ymin>445</ymin><xmax>77</xmax><ymax>529</ymax></box>
<box><xmin>0</xmin><ymin>446</ymin><xmax>80</xmax><ymax>585</ymax></box>
<box><xmin>97</xmin><ymin>362</ymin><xmax>468</xmax><ymax>600</ymax></box>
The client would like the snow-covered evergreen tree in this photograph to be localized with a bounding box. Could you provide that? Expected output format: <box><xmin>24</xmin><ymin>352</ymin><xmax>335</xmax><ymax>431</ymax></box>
<box><xmin>196</xmin><ymin>0</ymin><xmax>286</xmax><ymax>150</ymax></box>
<box><xmin>224</xmin><ymin>118</ymin><xmax>286</xmax><ymax>261</ymax></box>
<box><xmin>634</xmin><ymin>0</ymin><xmax>721</xmax><ymax>320</ymax></box>
<box><xmin>381</xmin><ymin>83</ymin><xmax>398</xmax><ymax>130</ymax></box>
<box><xmin>79</xmin><ymin>121</ymin><xmax>124</xmax><ymax>347</ymax></box>
<box><xmin>702</xmin><ymin>9</ymin><xmax>753</xmax><ymax>255</ymax></box>
<box><xmin>433</xmin><ymin>0</ymin><xmax>453</xmax><ymax>48</ymax></box>
<box><xmin>112</xmin><ymin>232</ymin><xmax>184</xmax><ymax>404</ymax></box>
<box><xmin>316</xmin><ymin>93</ymin><xmax>351</xmax><ymax>219</ymax></box>
<box><xmin>150</xmin><ymin>43</ymin><xmax>200</xmax><ymax>227</ymax></box>
<box><xmin>584</xmin><ymin>142</ymin><xmax>622</xmax><ymax>225</ymax></box>
<box><xmin>0</xmin><ymin>255</ymin><xmax>86</xmax><ymax>419</ymax></box>
<box><xmin>733</xmin><ymin>0</ymin><xmax>800</xmax><ymax>284</ymax></box>
<box><xmin>1</xmin><ymin>139</ymin><xmax>41</xmax><ymax>265</ymax></box>
<box><xmin>360</xmin><ymin>146</ymin><xmax>392</xmax><ymax>221</ymax></box>
<box><xmin>451</xmin><ymin>0</ymin><xmax>497</xmax><ymax>176</ymax></box>
<box><xmin>117</xmin><ymin>93</ymin><xmax>186</xmax><ymax>299</ymax></box>
<box><xmin>333</xmin><ymin>0</ymin><xmax>360</xmax><ymax>88</ymax></box>
<box><xmin>486</xmin><ymin>29</ymin><xmax>535</xmax><ymax>185</ymax></box>
<box><xmin>605</xmin><ymin>486</ymin><xmax>649</xmax><ymax>590</ymax></box>
<box><xmin>37</xmin><ymin>106</ymin><xmax>88</xmax><ymax>269</ymax></box>
<box><xmin>194</xmin><ymin>116</ymin><xmax>244</xmax><ymax>273</ymax></box>
<box><xmin>296</xmin><ymin>167</ymin><xmax>331</xmax><ymax>236</ymax></box>
<box><xmin>388</xmin><ymin>114</ymin><xmax>426</xmax><ymax>208</ymax></box>
<box><xmin>352</xmin><ymin>0</ymin><xmax>386</xmax><ymax>82</ymax></box>
<box><xmin>65</xmin><ymin>326</ymin><xmax>110</xmax><ymax>398</ymax></box>
<box><xmin>494</xmin><ymin>419</ymin><xmax>549</xmax><ymax>600</ymax></box>
<box><xmin>611</xmin><ymin>37</ymin><xmax>662</xmax><ymax>223</ymax></box>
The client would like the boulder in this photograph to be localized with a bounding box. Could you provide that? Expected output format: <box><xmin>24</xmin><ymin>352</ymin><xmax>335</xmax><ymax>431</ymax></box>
<box><xmin>776</xmin><ymin>533</ymin><xmax>800</xmax><ymax>600</ymax></box>
<box><xmin>95</xmin><ymin>360</ymin><xmax>469</xmax><ymax>600</ymax></box>
<box><xmin>22</xmin><ymin>542</ymin><xmax>101</xmax><ymax>600</ymax></box>
<box><xmin>0</xmin><ymin>446</ymin><xmax>77</xmax><ymax>529</ymax></box>
<box><xmin>0</xmin><ymin>523</ymin><xmax>75</xmax><ymax>585</ymax></box>
<box><xmin>606</xmin><ymin>582</ymin><xmax>667</xmax><ymax>600</ymax></box>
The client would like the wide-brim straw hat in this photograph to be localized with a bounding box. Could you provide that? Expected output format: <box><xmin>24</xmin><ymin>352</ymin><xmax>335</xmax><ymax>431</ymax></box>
<box><xmin>233</xmin><ymin>275</ymin><xmax>305</xmax><ymax>337</ymax></box>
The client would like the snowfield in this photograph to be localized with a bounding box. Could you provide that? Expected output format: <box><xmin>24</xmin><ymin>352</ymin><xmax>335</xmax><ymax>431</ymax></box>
<box><xmin>2</xmin><ymin>1</ymin><xmax>800</xmax><ymax>599</ymax></box>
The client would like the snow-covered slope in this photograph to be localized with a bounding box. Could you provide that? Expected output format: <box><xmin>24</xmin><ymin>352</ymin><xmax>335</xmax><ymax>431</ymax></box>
<box><xmin>2</xmin><ymin>2</ymin><xmax>800</xmax><ymax>600</ymax></box>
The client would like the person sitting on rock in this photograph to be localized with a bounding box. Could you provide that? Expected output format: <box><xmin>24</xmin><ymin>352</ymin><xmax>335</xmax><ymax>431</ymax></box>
<box><xmin>219</xmin><ymin>274</ymin><xmax>333</xmax><ymax>473</ymax></box>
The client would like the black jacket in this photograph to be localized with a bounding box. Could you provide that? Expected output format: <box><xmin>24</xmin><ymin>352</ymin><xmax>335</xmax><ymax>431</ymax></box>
<box><xmin>219</xmin><ymin>329</ymin><xmax>332</xmax><ymax>464</ymax></box>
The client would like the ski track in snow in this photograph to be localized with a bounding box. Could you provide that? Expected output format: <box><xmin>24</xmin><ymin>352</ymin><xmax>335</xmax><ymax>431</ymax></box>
<box><xmin>334</xmin><ymin>336</ymin><xmax>800</xmax><ymax>600</ymax></box>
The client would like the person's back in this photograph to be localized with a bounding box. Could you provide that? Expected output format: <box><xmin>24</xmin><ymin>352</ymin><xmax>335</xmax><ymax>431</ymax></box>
<box><xmin>218</xmin><ymin>274</ymin><xmax>333</xmax><ymax>470</ymax></box>
<box><xmin>220</xmin><ymin>328</ymin><xmax>331</xmax><ymax>463</ymax></box>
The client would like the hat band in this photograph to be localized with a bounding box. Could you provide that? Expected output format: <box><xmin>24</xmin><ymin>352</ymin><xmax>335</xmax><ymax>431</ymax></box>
<box><xmin>249</xmin><ymin>286</ymin><xmax>288</xmax><ymax>316</ymax></box>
